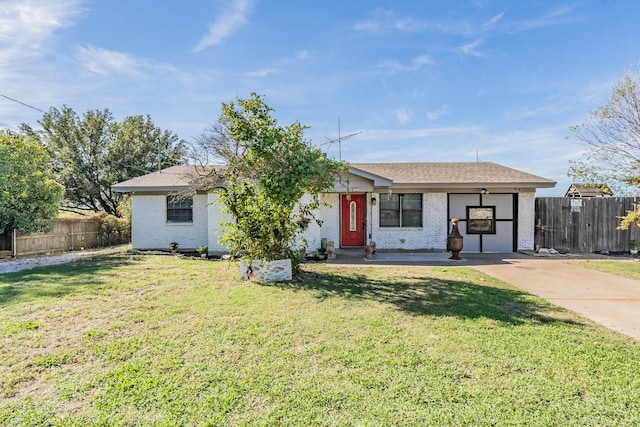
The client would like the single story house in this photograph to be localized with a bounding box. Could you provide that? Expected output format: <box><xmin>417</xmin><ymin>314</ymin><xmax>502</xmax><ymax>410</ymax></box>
<box><xmin>112</xmin><ymin>162</ymin><xmax>555</xmax><ymax>254</ymax></box>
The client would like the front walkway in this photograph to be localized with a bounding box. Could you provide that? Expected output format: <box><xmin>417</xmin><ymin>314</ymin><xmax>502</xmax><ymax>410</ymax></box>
<box><xmin>329</xmin><ymin>250</ymin><xmax>640</xmax><ymax>340</ymax></box>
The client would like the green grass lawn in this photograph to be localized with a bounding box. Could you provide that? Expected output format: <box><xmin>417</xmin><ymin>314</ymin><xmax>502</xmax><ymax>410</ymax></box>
<box><xmin>568</xmin><ymin>258</ymin><xmax>640</xmax><ymax>280</ymax></box>
<box><xmin>1</xmin><ymin>253</ymin><xmax>639</xmax><ymax>426</ymax></box>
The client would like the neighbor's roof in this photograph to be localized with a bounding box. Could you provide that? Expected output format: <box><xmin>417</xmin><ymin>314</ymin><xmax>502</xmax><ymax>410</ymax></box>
<box><xmin>111</xmin><ymin>165</ymin><xmax>221</xmax><ymax>192</ymax></box>
<box><xmin>350</xmin><ymin>162</ymin><xmax>556</xmax><ymax>188</ymax></box>
<box><xmin>565</xmin><ymin>183</ymin><xmax>613</xmax><ymax>198</ymax></box>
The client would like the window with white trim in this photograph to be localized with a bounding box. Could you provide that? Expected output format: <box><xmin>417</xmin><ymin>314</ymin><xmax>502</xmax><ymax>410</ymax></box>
<box><xmin>167</xmin><ymin>196</ymin><xmax>193</xmax><ymax>222</ymax></box>
<box><xmin>379</xmin><ymin>193</ymin><xmax>422</xmax><ymax>227</ymax></box>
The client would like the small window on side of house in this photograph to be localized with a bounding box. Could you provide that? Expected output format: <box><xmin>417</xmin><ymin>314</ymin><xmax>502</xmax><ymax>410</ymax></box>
<box><xmin>167</xmin><ymin>196</ymin><xmax>193</xmax><ymax>223</ymax></box>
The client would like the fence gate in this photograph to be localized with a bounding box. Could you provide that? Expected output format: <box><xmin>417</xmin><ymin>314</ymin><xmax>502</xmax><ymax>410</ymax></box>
<box><xmin>535</xmin><ymin>197</ymin><xmax>640</xmax><ymax>253</ymax></box>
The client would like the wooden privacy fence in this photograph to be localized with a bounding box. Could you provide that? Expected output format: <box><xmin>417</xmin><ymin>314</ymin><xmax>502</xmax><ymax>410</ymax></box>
<box><xmin>535</xmin><ymin>197</ymin><xmax>640</xmax><ymax>253</ymax></box>
<box><xmin>7</xmin><ymin>215</ymin><xmax>130</xmax><ymax>257</ymax></box>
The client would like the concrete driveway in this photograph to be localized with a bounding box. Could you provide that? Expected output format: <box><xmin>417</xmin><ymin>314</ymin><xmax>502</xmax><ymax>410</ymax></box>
<box><xmin>472</xmin><ymin>255</ymin><xmax>640</xmax><ymax>341</ymax></box>
<box><xmin>330</xmin><ymin>250</ymin><xmax>640</xmax><ymax>340</ymax></box>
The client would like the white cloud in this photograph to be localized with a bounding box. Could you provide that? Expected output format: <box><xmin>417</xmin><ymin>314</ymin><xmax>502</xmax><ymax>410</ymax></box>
<box><xmin>194</xmin><ymin>0</ymin><xmax>253</xmax><ymax>51</ymax></box>
<box><xmin>76</xmin><ymin>45</ymin><xmax>179</xmax><ymax>81</ymax></box>
<box><xmin>509</xmin><ymin>5</ymin><xmax>579</xmax><ymax>32</ymax></box>
<box><xmin>354</xmin><ymin>8</ymin><xmax>473</xmax><ymax>36</ymax></box>
<box><xmin>357</xmin><ymin>125</ymin><xmax>485</xmax><ymax>142</ymax></box>
<box><xmin>245</xmin><ymin>68</ymin><xmax>275</xmax><ymax>77</ymax></box>
<box><xmin>77</xmin><ymin>46</ymin><xmax>148</xmax><ymax>79</ymax></box>
<box><xmin>395</xmin><ymin>108</ymin><xmax>412</xmax><ymax>125</ymax></box>
<box><xmin>412</xmin><ymin>54</ymin><xmax>433</xmax><ymax>67</ymax></box>
<box><xmin>377</xmin><ymin>54</ymin><xmax>433</xmax><ymax>73</ymax></box>
<box><xmin>353</xmin><ymin>8</ymin><xmax>392</xmax><ymax>32</ymax></box>
<box><xmin>506</xmin><ymin>102</ymin><xmax>570</xmax><ymax>119</ymax></box>
<box><xmin>483</xmin><ymin>11</ymin><xmax>505</xmax><ymax>29</ymax></box>
<box><xmin>425</xmin><ymin>105</ymin><xmax>450</xmax><ymax>121</ymax></box>
<box><xmin>459</xmin><ymin>38</ymin><xmax>484</xmax><ymax>56</ymax></box>
<box><xmin>0</xmin><ymin>0</ymin><xmax>84</xmax><ymax>63</ymax></box>
<box><xmin>0</xmin><ymin>0</ymin><xmax>84</xmax><ymax>122</ymax></box>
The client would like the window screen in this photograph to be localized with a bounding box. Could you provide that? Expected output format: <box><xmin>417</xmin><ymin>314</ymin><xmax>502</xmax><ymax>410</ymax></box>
<box><xmin>380</xmin><ymin>193</ymin><xmax>422</xmax><ymax>227</ymax></box>
<box><xmin>167</xmin><ymin>196</ymin><xmax>193</xmax><ymax>222</ymax></box>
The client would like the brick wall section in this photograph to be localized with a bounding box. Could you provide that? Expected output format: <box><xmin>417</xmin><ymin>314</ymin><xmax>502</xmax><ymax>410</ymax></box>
<box><xmin>132</xmin><ymin>190</ymin><xmax>535</xmax><ymax>253</ymax></box>
<box><xmin>300</xmin><ymin>193</ymin><xmax>340</xmax><ymax>252</ymax></box>
<box><xmin>207</xmin><ymin>193</ymin><xmax>227</xmax><ymax>254</ymax></box>
<box><xmin>131</xmin><ymin>194</ymin><xmax>208</xmax><ymax>251</ymax></box>
<box><xmin>425</xmin><ymin>193</ymin><xmax>449</xmax><ymax>251</ymax></box>
<box><xmin>517</xmin><ymin>192</ymin><xmax>536</xmax><ymax>251</ymax></box>
<box><xmin>369</xmin><ymin>192</ymin><xmax>448</xmax><ymax>250</ymax></box>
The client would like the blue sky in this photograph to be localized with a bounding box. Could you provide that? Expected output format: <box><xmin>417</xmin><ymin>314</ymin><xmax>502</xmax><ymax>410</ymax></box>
<box><xmin>2</xmin><ymin>0</ymin><xmax>640</xmax><ymax>195</ymax></box>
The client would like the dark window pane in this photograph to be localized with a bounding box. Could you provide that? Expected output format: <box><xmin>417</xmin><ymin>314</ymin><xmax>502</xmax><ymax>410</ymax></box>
<box><xmin>380</xmin><ymin>209</ymin><xmax>400</xmax><ymax>227</ymax></box>
<box><xmin>402</xmin><ymin>194</ymin><xmax>422</xmax><ymax>210</ymax></box>
<box><xmin>402</xmin><ymin>210</ymin><xmax>422</xmax><ymax>227</ymax></box>
<box><xmin>379</xmin><ymin>194</ymin><xmax>400</xmax><ymax>210</ymax></box>
<box><xmin>167</xmin><ymin>196</ymin><xmax>193</xmax><ymax>222</ymax></box>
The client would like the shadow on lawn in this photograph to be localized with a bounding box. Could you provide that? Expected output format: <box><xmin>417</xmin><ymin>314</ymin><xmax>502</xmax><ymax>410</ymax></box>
<box><xmin>276</xmin><ymin>269</ymin><xmax>583</xmax><ymax>326</ymax></box>
<box><xmin>0</xmin><ymin>255</ymin><xmax>134</xmax><ymax>307</ymax></box>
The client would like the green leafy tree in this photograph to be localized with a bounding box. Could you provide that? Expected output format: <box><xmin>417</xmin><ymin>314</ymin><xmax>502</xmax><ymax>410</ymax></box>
<box><xmin>191</xmin><ymin>93</ymin><xmax>348</xmax><ymax>265</ymax></box>
<box><xmin>568</xmin><ymin>67</ymin><xmax>640</xmax><ymax>195</ymax></box>
<box><xmin>0</xmin><ymin>131</ymin><xmax>64</xmax><ymax>234</ymax></box>
<box><xmin>23</xmin><ymin>106</ymin><xmax>185</xmax><ymax>216</ymax></box>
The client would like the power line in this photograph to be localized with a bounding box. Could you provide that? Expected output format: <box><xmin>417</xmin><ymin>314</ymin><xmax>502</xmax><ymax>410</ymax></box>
<box><xmin>0</xmin><ymin>93</ymin><xmax>47</xmax><ymax>114</ymax></box>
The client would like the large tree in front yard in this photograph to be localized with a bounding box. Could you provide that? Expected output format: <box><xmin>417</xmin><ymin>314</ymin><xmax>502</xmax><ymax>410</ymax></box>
<box><xmin>23</xmin><ymin>106</ymin><xmax>185</xmax><ymax>216</ymax></box>
<box><xmin>191</xmin><ymin>93</ymin><xmax>348</xmax><ymax>263</ymax></box>
<box><xmin>0</xmin><ymin>131</ymin><xmax>64</xmax><ymax>234</ymax></box>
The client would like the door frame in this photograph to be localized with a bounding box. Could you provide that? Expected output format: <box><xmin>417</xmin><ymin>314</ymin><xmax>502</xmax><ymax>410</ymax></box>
<box><xmin>340</xmin><ymin>194</ymin><xmax>366</xmax><ymax>247</ymax></box>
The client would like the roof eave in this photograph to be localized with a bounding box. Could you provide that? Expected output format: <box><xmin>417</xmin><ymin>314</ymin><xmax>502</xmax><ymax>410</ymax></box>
<box><xmin>375</xmin><ymin>181</ymin><xmax>556</xmax><ymax>190</ymax></box>
<box><xmin>348</xmin><ymin>166</ymin><xmax>393</xmax><ymax>187</ymax></box>
<box><xmin>111</xmin><ymin>185</ymin><xmax>198</xmax><ymax>193</ymax></box>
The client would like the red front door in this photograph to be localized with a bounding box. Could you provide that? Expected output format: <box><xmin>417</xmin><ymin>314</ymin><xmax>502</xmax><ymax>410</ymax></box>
<box><xmin>341</xmin><ymin>194</ymin><xmax>365</xmax><ymax>247</ymax></box>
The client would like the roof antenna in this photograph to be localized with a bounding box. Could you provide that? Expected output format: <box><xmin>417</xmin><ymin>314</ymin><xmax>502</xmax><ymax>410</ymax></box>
<box><xmin>475</xmin><ymin>149</ymin><xmax>479</xmax><ymax>162</ymax></box>
<box><xmin>322</xmin><ymin>119</ymin><xmax>361</xmax><ymax>162</ymax></box>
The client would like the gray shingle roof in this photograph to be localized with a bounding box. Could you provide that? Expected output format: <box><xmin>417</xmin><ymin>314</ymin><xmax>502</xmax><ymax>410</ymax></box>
<box><xmin>111</xmin><ymin>165</ymin><xmax>220</xmax><ymax>192</ymax></box>
<box><xmin>351</xmin><ymin>162</ymin><xmax>555</xmax><ymax>187</ymax></box>
<box><xmin>112</xmin><ymin>162</ymin><xmax>556</xmax><ymax>192</ymax></box>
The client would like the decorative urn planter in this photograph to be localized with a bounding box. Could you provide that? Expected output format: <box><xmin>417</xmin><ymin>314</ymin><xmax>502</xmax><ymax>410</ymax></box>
<box><xmin>446</xmin><ymin>218</ymin><xmax>464</xmax><ymax>260</ymax></box>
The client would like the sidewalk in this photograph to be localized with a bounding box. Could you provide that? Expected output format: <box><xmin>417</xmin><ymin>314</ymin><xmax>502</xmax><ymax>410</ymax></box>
<box><xmin>329</xmin><ymin>250</ymin><xmax>640</xmax><ymax>340</ymax></box>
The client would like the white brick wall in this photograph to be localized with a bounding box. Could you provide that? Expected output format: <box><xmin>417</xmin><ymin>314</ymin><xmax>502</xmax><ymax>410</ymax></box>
<box><xmin>200</xmin><ymin>192</ymin><xmax>342</xmax><ymax>256</ymax></box>
<box><xmin>132</xmin><ymin>189</ymin><xmax>536</xmax><ymax>254</ymax></box>
<box><xmin>424</xmin><ymin>193</ymin><xmax>449</xmax><ymax>251</ymax></box>
<box><xmin>131</xmin><ymin>194</ymin><xmax>208</xmax><ymax>251</ymax></box>
<box><xmin>300</xmin><ymin>193</ymin><xmax>339</xmax><ymax>252</ymax></box>
<box><xmin>206</xmin><ymin>193</ymin><xmax>228</xmax><ymax>254</ymax></box>
<box><xmin>518</xmin><ymin>192</ymin><xmax>536</xmax><ymax>251</ymax></box>
<box><xmin>369</xmin><ymin>192</ymin><xmax>448</xmax><ymax>250</ymax></box>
